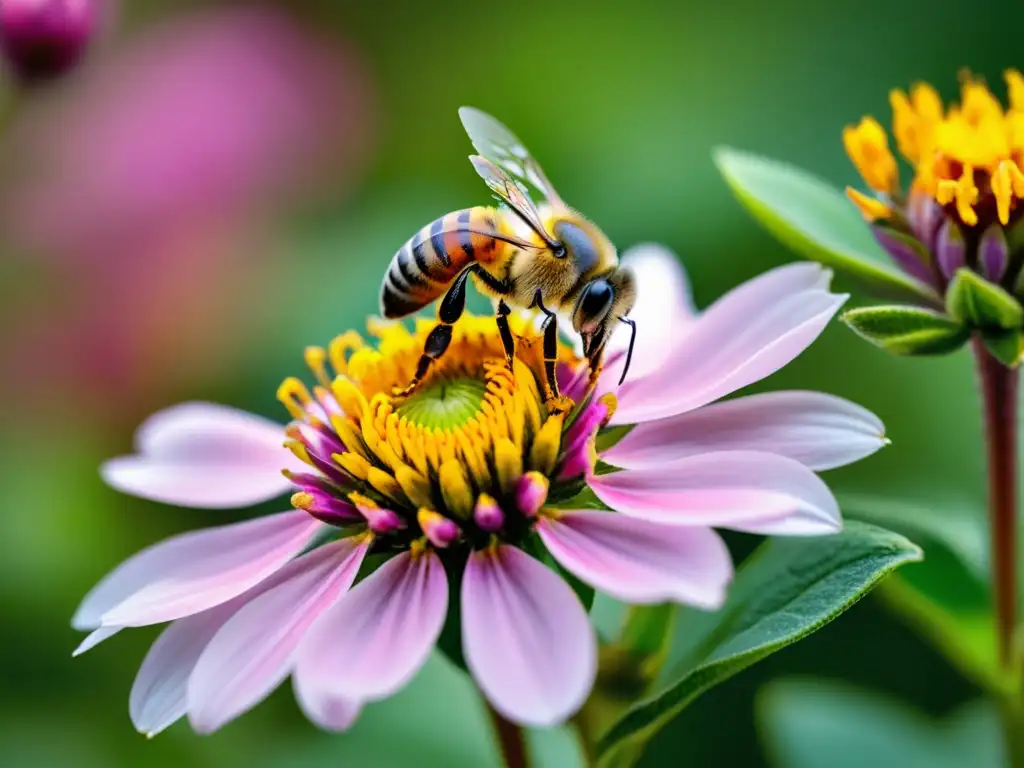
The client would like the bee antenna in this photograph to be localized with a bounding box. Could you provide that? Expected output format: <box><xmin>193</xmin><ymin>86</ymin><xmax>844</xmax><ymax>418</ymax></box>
<box><xmin>618</xmin><ymin>317</ymin><xmax>637</xmax><ymax>386</ymax></box>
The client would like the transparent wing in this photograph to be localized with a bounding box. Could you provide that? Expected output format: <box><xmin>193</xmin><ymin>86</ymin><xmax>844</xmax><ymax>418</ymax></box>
<box><xmin>459</xmin><ymin>106</ymin><xmax>566</xmax><ymax>208</ymax></box>
<box><xmin>469</xmin><ymin>155</ymin><xmax>557</xmax><ymax>248</ymax></box>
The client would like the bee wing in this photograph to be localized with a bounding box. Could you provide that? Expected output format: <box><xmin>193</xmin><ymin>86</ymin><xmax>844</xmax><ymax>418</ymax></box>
<box><xmin>469</xmin><ymin>155</ymin><xmax>559</xmax><ymax>249</ymax></box>
<box><xmin>460</xmin><ymin>107</ymin><xmax>567</xmax><ymax>208</ymax></box>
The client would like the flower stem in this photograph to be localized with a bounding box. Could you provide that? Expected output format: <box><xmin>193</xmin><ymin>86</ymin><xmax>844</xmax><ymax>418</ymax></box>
<box><xmin>973</xmin><ymin>340</ymin><xmax>1019</xmax><ymax>672</ymax></box>
<box><xmin>486</xmin><ymin>701</ymin><xmax>529</xmax><ymax>768</ymax></box>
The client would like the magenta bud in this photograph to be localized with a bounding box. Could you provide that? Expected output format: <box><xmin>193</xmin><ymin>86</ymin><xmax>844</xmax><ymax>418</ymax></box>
<box><xmin>418</xmin><ymin>509</ymin><xmax>460</xmax><ymax>548</ymax></box>
<box><xmin>296</xmin><ymin>422</ymin><xmax>344</xmax><ymax>459</ymax></box>
<box><xmin>936</xmin><ymin>219</ymin><xmax>966</xmax><ymax>279</ymax></box>
<box><xmin>558</xmin><ymin>441</ymin><xmax>595</xmax><ymax>481</ymax></box>
<box><xmin>291</xmin><ymin>489</ymin><xmax>361</xmax><ymax>526</ymax></box>
<box><xmin>473</xmin><ymin>495</ymin><xmax>504</xmax><ymax>532</ymax></box>
<box><xmin>515</xmin><ymin>472</ymin><xmax>550</xmax><ymax>517</ymax></box>
<box><xmin>907</xmin><ymin>191</ymin><xmax>943</xmax><ymax>251</ymax></box>
<box><xmin>0</xmin><ymin>0</ymin><xmax>96</xmax><ymax>81</ymax></box>
<box><xmin>979</xmin><ymin>225</ymin><xmax>1009</xmax><ymax>282</ymax></box>
<box><xmin>359</xmin><ymin>505</ymin><xmax>405</xmax><ymax>534</ymax></box>
<box><xmin>870</xmin><ymin>226</ymin><xmax>935</xmax><ymax>286</ymax></box>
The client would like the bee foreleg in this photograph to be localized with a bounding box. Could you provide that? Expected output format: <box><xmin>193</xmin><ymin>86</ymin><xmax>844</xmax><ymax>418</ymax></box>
<box><xmin>495</xmin><ymin>299</ymin><xmax>516</xmax><ymax>372</ymax></box>
<box><xmin>533</xmin><ymin>291</ymin><xmax>572</xmax><ymax>415</ymax></box>
<box><xmin>393</xmin><ymin>269</ymin><xmax>471</xmax><ymax>398</ymax></box>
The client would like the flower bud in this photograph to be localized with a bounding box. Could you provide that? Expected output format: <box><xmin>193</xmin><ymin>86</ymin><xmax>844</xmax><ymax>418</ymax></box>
<box><xmin>417</xmin><ymin>509</ymin><xmax>460</xmax><ymax>548</ymax></box>
<box><xmin>870</xmin><ymin>226</ymin><xmax>934</xmax><ymax>285</ymax></box>
<box><xmin>979</xmin><ymin>224</ymin><xmax>1009</xmax><ymax>282</ymax></box>
<box><xmin>0</xmin><ymin>0</ymin><xmax>95</xmax><ymax>81</ymax></box>
<box><xmin>935</xmin><ymin>219</ymin><xmax>966</xmax><ymax>279</ymax></box>
<box><xmin>473</xmin><ymin>494</ymin><xmax>504</xmax><ymax>532</ymax></box>
<box><xmin>907</xmin><ymin>191</ymin><xmax>943</xmax><ymax>251</ymax></box>
<box><xmin>515</xmin><ymin>472</ymin><xmax>549</xmax><ymax>517</ymax></box>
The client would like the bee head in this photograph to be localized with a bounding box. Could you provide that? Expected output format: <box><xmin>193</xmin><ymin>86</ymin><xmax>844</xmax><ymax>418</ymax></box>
<box><xmin>573</xmin><ymin>267</ymin><xmax>637</xmax><ymax>382</ymax></box>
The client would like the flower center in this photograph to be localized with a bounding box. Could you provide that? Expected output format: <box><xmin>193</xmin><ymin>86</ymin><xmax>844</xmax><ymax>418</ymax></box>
<box><xmin>844</xmin><ymin>70</ymin><xmax>1024</xmax><ymax>228</ymax></box>
<box><xmin>396</xmin><ymin>376</ymin><xmax>488</xmax><ymax>429</ymax></box>
<box><xmin>276</xmin><ymin>314</ymin><xmax>613</xmax><ymax>554</ymax></box>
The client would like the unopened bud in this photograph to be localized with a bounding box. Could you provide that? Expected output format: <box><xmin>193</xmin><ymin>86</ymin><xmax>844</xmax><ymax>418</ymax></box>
<box><xmin>979</xmin><ymin>225</ymin><xmax>1009</xmax><ymax>282</ymax></box>
<box><xmin>935</xmin><ymin>219</ymin><xmax>966</xmax><ymax>279</ymax></box>
<box><xmin>515</xmin><ymin>472</ymin><xmax>549</xmax><ymax>517</ymax></box>
<box><xmin>473</xmin><ymin>494</ymin><xmax>504</xmax><ymax>532</ymax></box>
<box><xmin>0</xmin><ymin>0</ymin><xmax>96</xmax><ymax>81</ymax></box>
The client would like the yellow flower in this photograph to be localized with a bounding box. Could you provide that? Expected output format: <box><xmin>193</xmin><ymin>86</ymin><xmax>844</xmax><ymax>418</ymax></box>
<box><xmin>847</xmin><ymin>71</ymin><xmax>1024</xmax><ymax>227</ymax></box>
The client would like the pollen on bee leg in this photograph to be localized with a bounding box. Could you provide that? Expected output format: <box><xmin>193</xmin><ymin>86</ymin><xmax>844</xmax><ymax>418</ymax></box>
<box><xmin>516</xmin><ymin>472</ymin><xmax>549</xmax><ymax>517</ymax></box>
<box><xmin>277</xmin><ymin>377</ymin><xmax>315</xmax><ymax>421</ymax></box>
<box><xmin>473</xmin><ymin>494</ymin><xmax>504</xmax><ymax>532</ymax></box>
<box><xmin>417</xmin><ymin>508</ymin><xmax>460</xmax><ymax>548</ymax></box>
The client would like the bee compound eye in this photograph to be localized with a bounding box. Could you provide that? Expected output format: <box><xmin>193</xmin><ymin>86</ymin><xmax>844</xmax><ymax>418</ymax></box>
<box><xmin>581</xmin><ymin>280</ymin><xmax>614</xmax><ymax>318</ymax></box>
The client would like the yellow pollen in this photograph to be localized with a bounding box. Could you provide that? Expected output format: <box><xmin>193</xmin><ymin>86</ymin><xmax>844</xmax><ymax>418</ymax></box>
<box><xmin>852</xmin><ymin>71</ymin><xmax>1024</xmax><ymax>228</ymax></box>
<box><xmin>280</xmin><ymin>312</ymin><xmax>591</xmax><ymax>531</ymax></box>
<box><xmin>291</xmin><ymin>491</ymin><xmax>314</xmax><ymax>510</ymax></box>
<box><xmin>845</xmin><ymin>187</ymin><xmax>892</xmax><ymax>222</ymax></box>
<box><xmin>843</xmin><ymin>116</ymin><xmax>899</xmax><ymax>192</ymax></box>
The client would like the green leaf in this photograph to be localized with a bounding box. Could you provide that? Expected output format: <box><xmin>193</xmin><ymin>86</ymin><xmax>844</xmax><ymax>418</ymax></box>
<box><xmin>594</xmin><ymin>521</ymin><xmax>922</xmax><ymax>764</ymax></box>
<box><xmin>946</xmin><ymin>268</ymin><xmax>1024</xmax><ymax>330</ymax></box>
<box><xmin>982</xmin><ymin>328</ymin><xmax>1024</xmax><ymax>367</ymax></box>
<box><xmin>713</xmin><ymin>147</ymin><xmax>938</xmax><ymax>304</ymax></box>
<box><xmin>842</xmin><ymin>305</ymin><xmax>970</xmax><ymax>356</ymax></box>
<box><xmin>759</xmin><ymin>680</ymin><xmax>1003</xmax><ymax>768</ymax></box>
<box><xmin>838</xmin><ymin>493</ymin><xmax>1001</xmax><ymax>693</ymax></box>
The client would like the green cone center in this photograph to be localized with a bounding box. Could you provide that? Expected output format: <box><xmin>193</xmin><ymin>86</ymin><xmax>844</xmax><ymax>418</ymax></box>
<box><xmin>396</xmin><ymin>376</ymin><xmax>488</xmax><ymax>429</ymax></box>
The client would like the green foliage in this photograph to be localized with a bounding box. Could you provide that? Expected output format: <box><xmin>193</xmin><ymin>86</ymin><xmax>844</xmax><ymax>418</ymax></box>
<box><xmin>759</xmin><ymin>680</ymin><xmax>1003</xmax><ymax>768</ymax></box>
<box><xmin>946</xmin><ymin>268</ymin><xmax>1024</xmax><ymax>330</ymax></box>
<box><xmin>841</xmin><ymin>305</ymin><xmax>970</xmax><ymax>356</ymax></box>
<box><xmin>594</xmin><ymin>522</ymin><xmax>921</xmax><ymax>765</ymax></box>
<box><xmin>713</xmin><ymin>148</ymin><xmax>938</xmax><ymax>304</ymax></box>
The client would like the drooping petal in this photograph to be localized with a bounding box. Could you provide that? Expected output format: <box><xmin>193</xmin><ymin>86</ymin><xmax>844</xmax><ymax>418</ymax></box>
<box><xmin>187</xmin><ymin>536</ymin><xmax>370</xmax><ymax>734</ymax></box>
<box><xmin>603</xmin><ymin>391</ymin><xmax>887</xmax><ymax>471</ymax></box>
<box><xmin>589</xmin><ymin>450</ymin><xmax>841</xmax><ymax>535</ymax></box>
<box><xmin>130</xmin><ymin>603</ymin><xmax>241</xmax><ymax>737</ymax></box>
<box><xmin>101</xmin><ymin>402</ymin><xmax>302</xmax><ymax>508</ymax></box>
<box><xmin>536</xmin><ymin>511</ymin><xmax>732</xmax><ymax>608</ymax></box>
<box><xmin>294</xmin><ymin>550</ymin><xmax>447</xmax><ymax>703</ymax></box>
<box><xmin>462</xmin><ymin>545</ymin><xmax>596</xmax><ymax>727</ymax></box>
<box><xmin>293</xmin><ymin>677</ymin><xmax>362</xmax><ymax>732</ymax></box>
<box><xmin>603</xmin><ymin>245</ymin><xmax>697</xmax><ymax>383</ymax></box>
<box><xmin>613</xmin><ymin>263</ymin><xmax>846</xmax><ymax>424</ymax></box>
<box><xmin>72</xmin><ymin>510</ymin><xmax>322</xmax><ymax>630</ymax></box>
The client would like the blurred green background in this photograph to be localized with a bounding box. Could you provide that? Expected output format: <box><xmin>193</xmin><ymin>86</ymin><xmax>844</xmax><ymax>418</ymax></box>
<box><xmin>0</xmin><ymin>0</ymin><xmax>1017</xmax><ymax>764</ymax></box>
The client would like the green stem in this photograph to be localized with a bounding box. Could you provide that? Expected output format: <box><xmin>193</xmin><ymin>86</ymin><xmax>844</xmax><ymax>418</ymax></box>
<box><xmin>973</xmin><ymin>340</ymin><xmax>1022</xmax><ymax>765</ymax></box>
<box><xmin>486</xmin><ymin>701</ymin><xmax>529</xmax><ymax>768</ymax></box>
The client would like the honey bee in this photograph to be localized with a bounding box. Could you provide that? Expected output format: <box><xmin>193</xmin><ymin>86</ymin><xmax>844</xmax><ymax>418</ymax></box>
<box><xmin>380</xmin><ymin>108</ymin><xmax>637</xmax><ymax>406</ymax></box>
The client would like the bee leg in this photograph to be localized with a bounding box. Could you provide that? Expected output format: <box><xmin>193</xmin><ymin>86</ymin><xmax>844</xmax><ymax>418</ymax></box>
<box><xmin>393</xmin><ymin>269</ymin><xmax>471</xmax><ymax>398</ymax></box>
<box><xmin>533</xmin><ymin>292</ymin><xmax>573</xmax><ymax>415</ymax></box>
<box><xmin>495</xmin><ymin>300</ymin><xmax>517</xmax><ymax>374</ymax></box>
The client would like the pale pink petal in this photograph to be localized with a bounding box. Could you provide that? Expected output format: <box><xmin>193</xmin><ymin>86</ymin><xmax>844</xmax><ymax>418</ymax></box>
<box><xmin>295</xmin><ymin>550</ymin><xmax>447</xmax><ymax>703</ymax></box>
<box><xmin>130</xmin><ymin>604</ymin><xmax>241</xmax><ymax>737</ymax></box>
<box><xmin>603</xmin><ymin>391</ymin><xmax>886</xmax><ymax>471</ymax></box>
<box><xmin>613</xmin><ymin>263</ymin><xmax>845</xmax><ymax>424</ymax></box>
<box><xmin>589</xmin><ymin>451</ymin><xmax>841</xmax><ymax>534</ymax></box>
<box><xmin>462</xmin><ymin>545</ymin><xmax>596</xmax><ymax>727</ymax></box>
<box><xmin>536</xmin><ymin>511</ymin><xmax>732</xmax><ymax>608</ymax></box>
<box><xmin>72</xmin><ymin>510</ymin><xmax>322</xmax><ymax>630</ymax></box>
<box><xmin>187</xmin><ymin>537</ymin><xmax>370</xmax><ymax>734</ymax></box>
<box><xmin>101</xmin><ymin>402</ymin><xmax>302</xmax><ymax>509</ymax></box>
<box><xmin>72</xmin><ymin>626</ymin><xmax>121</xmax><ymax>656</ymax></box>
<box><xmin>293</xmin><ymin>678</ymin><xmax>362</xmax><ymax>732</ymax></box>
<box><xmin>603</xmin><ymin>245</ymin><xmax>697</xmax><ymax>384</ymax></box>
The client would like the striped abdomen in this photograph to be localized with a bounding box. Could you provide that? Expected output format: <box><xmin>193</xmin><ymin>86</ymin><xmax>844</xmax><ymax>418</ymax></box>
<box><xmin>380</xmin><ymin>207</ymin><xmax>505</xmax><ymax>318</ymax></box>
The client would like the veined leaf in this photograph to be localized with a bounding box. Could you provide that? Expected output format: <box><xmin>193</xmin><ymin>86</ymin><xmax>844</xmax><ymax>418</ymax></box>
<box><xmin>594</xmin><ymin>521</ymin><xmax>921</xmax><ymax>764</ymax></box>
<box><xmin>714</xmin><ymin>147</ymin><xmax>938</xmax><ymax>305</ymax></box>
<box><xmin>842</xmin><ymin>305</ymin><xmax>970</xmax><ymax>356</ymax></box>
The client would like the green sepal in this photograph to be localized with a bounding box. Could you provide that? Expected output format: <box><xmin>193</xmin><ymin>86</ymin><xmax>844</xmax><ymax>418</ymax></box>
<box><xmin>946</xmin><ymin>268</ymin><xmax>1024</xmax><ymax>330</ymax></box>
<box><xmin>713</xmin><ymin>147</ymin><xmax>938</xmax><ymax>304</ymax></box>
<box><xmin>981</xmin><ymin>328</ymin><xmax>1024</xmax><ymax>368</ymax></box>
<box><xmin>842</xmin><ymin>305</ymin><xmax>970</xmax><ymax>356</ymax></box>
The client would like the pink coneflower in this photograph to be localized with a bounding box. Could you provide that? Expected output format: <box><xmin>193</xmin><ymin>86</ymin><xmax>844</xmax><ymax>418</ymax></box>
<box><xmin>74</xmin><ymin>246</ymin><xmax>885</xmax><ymax>735</ymax></box>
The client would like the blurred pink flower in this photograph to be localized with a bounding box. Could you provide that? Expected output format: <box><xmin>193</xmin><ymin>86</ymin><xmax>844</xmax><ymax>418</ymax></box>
<box><xmin>73</xmin><ymin>248</ymin><xmax>885</xmax><ymax>735</ymax></box>
<box><xmin>0</xmin><ymin>7</ymin><xmax>372</xmax><ymax>411</ymax></box>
